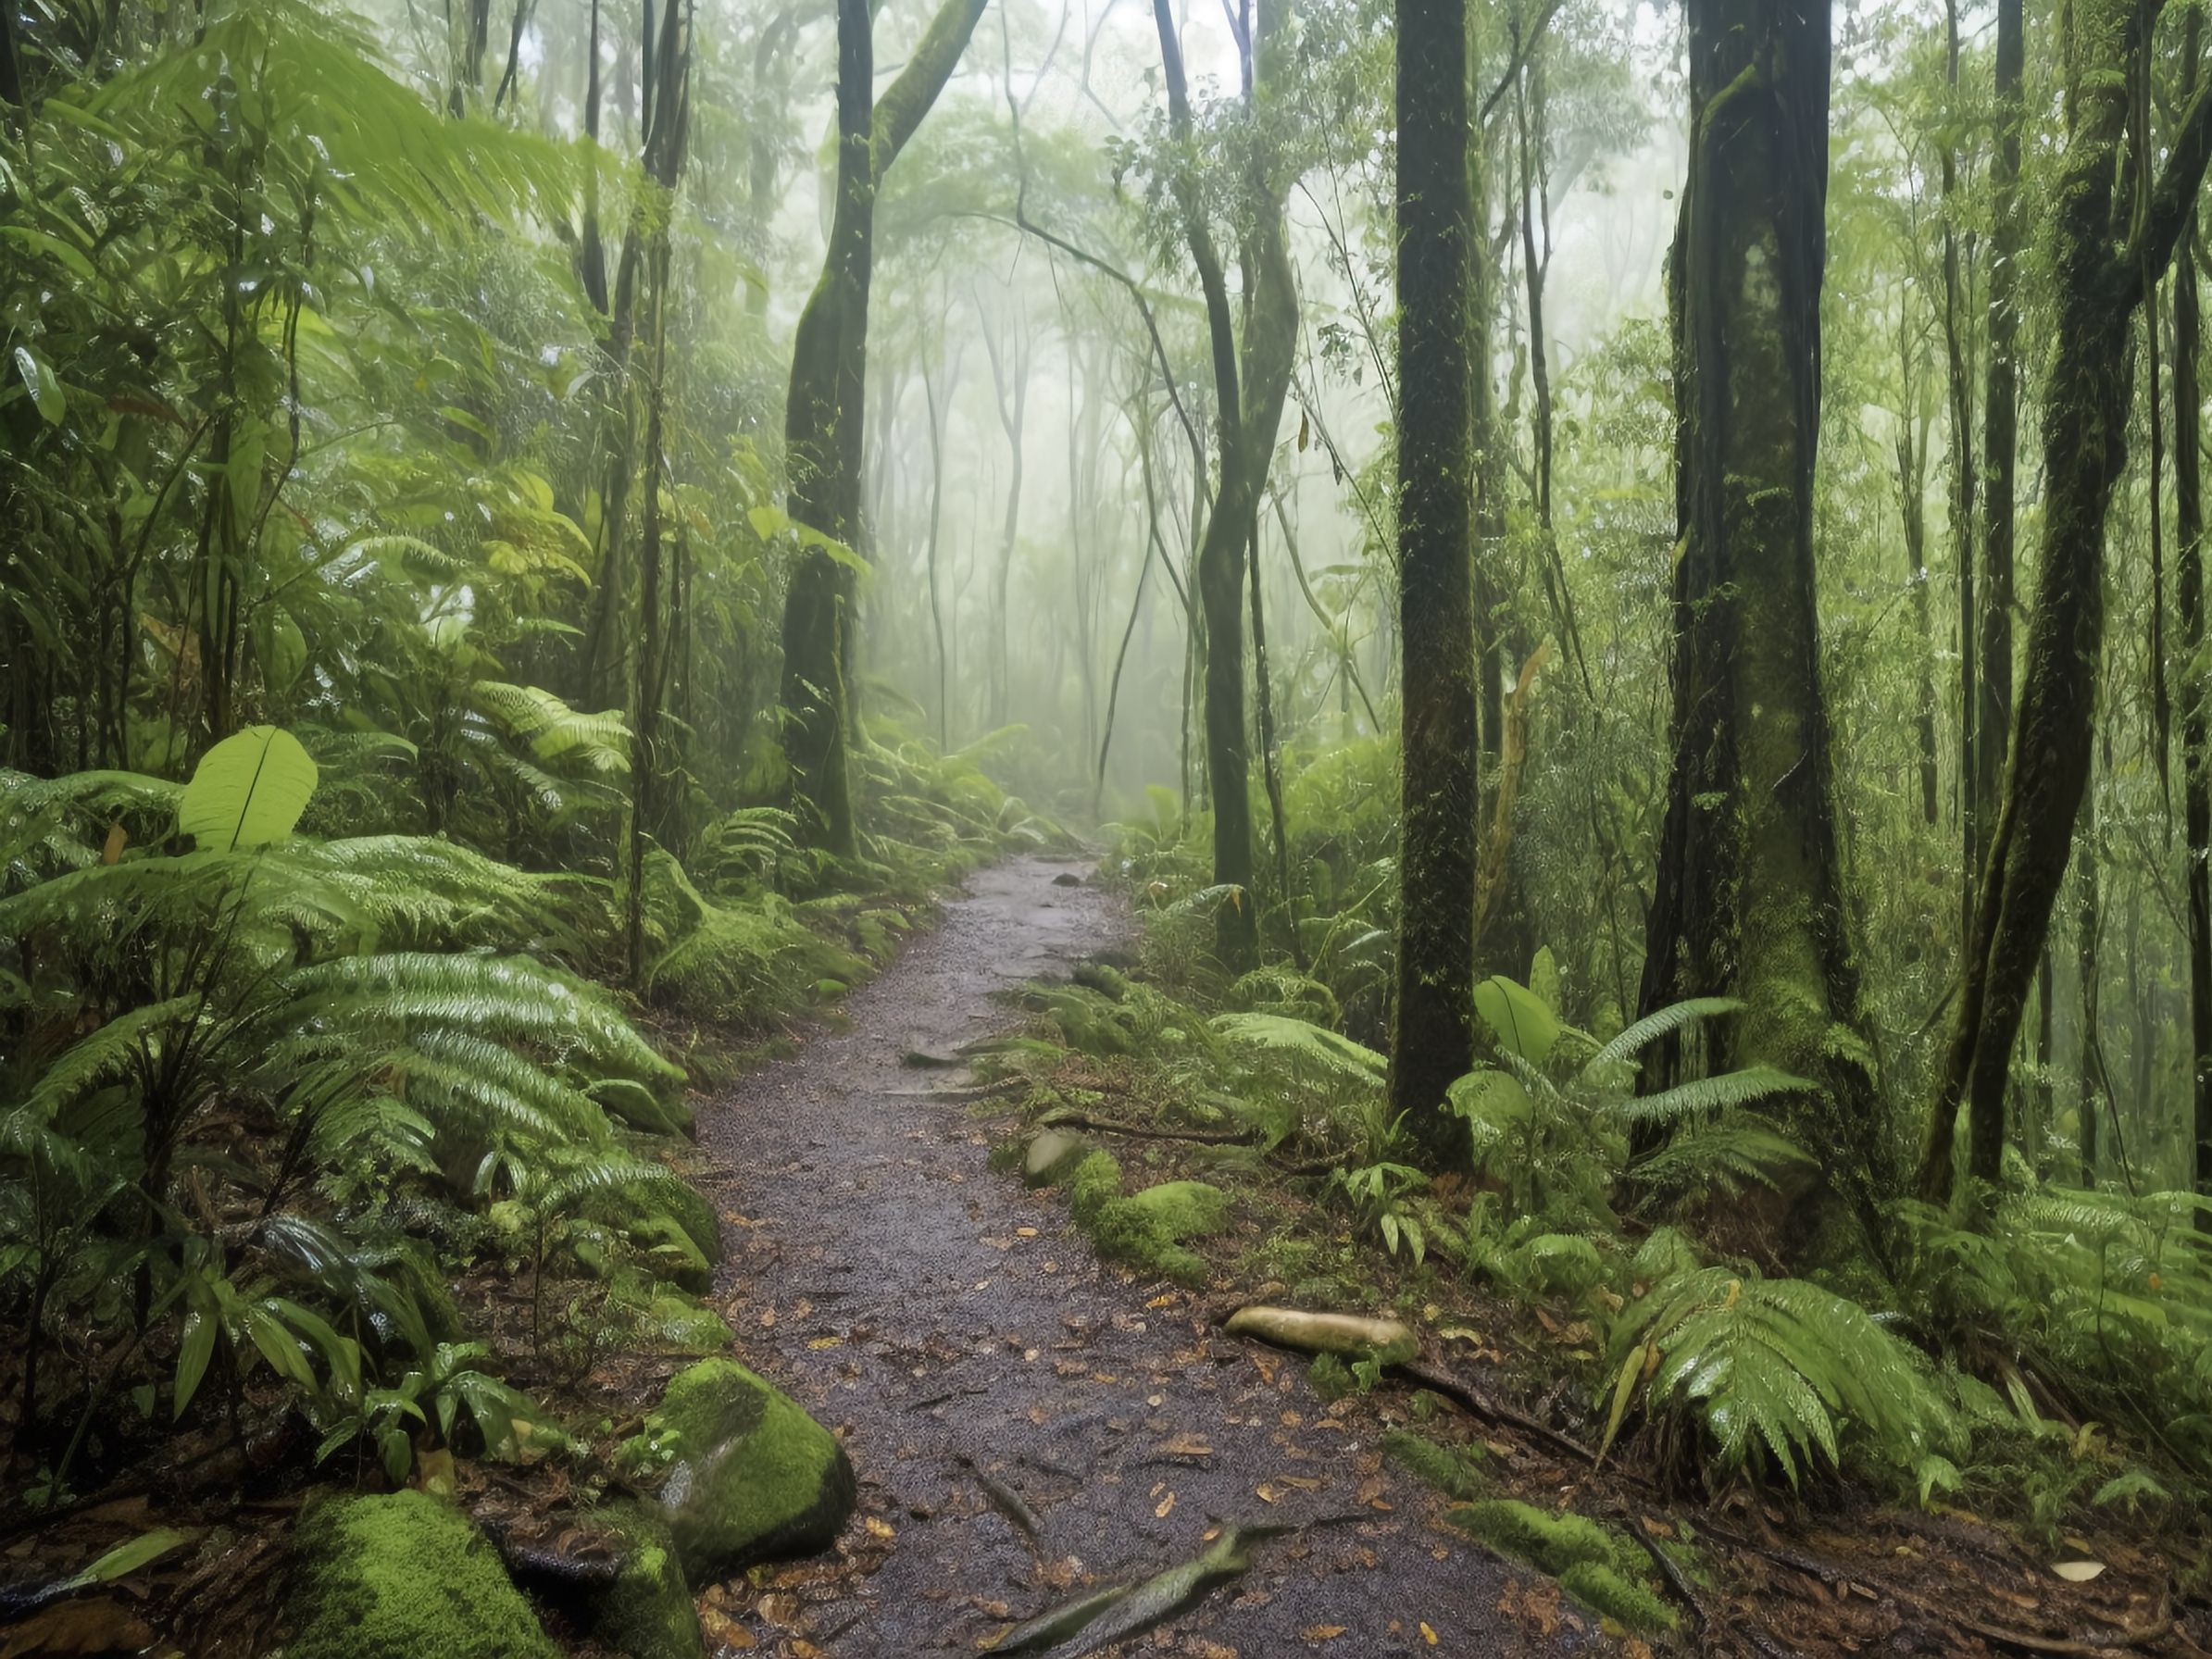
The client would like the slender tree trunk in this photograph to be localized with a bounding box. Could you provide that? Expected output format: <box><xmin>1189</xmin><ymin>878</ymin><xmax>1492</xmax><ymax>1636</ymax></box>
<box><xmin>1148</xmin><ymin>0</ymin><xmax>1297</xmax><ymax>971</ymax></box>
<box><xmin>1387</xmin><ymin>0</ymin><xmax>1478</xmax><ymax>1162</ymax></box>
<box><xmin>777</xmin><ymin>0</ymin><xmax>990</xmax><ymax>854</ymax></box>
<box><xmin>1917</xmin><ymin>5</ymin><xmax>2212</xmax><ymax>1204</ymax></box>
<box><xmin>1977</xmin><ymin>0</ymin><xmax>2022</xmax><ymax>848</ymax></box>
<box><xmin>1942</xmin><ymin>0</ymin><xmax>1981</xmax><ymax>951</ymax></box>
<box><xmin>2080</xmin><ymin>778</ymin><xmax>2102</xmax><ymax>1183</ymax></box>
<box><xmin>1639</xmin><ymin>0</ymin><xmax>1879</xmax><ymax>1260</ymax></box>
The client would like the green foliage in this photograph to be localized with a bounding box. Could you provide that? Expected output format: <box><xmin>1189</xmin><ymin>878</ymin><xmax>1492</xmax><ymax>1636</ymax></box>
<box><xmin>1607</xmin><ymin>1267</ymin><xmax>1957</xmax><ymax>1490</ymax></box>
<box><xmin>0</xmin><ymin>736</ymin><xmax>679</xmax><ymax>1478</ymax></box>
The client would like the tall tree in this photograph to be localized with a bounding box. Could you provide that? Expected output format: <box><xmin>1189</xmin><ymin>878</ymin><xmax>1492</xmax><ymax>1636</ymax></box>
<box><xmin>1386</xmin><ymin>0</ymin><xmax>1478</xmax><ymax>1161</ymax></box>
<box><xmin>1639</xmin><ymin>0</ymin><xmax>1880</xmax><ymax>1258</ymax></box>
<box><xmin>1147</xmin><ymin>0</ymin><xmax>1299</xmax><ymax>970</ymax></box>
<box><xmin>2177</xmin><ymin>19</ymin><xmax>2212</xmax><ymax>1223</ymax></box>
<box><xmin>778</xmin><ymin>0</ymin><xmax>991</xmax><ymax>854</ymax></box>
<box><xmin>1918</xmin><ymin>1</ymin><xmax>2212</xmax><ymax>1204</ymax></box>
<box><xmin>1977</xmin><ymin>0</ymin><xmax>2023</xmax><ymax>854</ymax></box>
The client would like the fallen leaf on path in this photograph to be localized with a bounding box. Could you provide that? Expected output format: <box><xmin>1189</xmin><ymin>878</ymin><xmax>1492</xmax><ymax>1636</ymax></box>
<box><xmin>698</xmin><ymin>1609</ymin><xmax>756</xmax><ymax>1649</ymax></box>
<box><xmin>1418</xmin><ymin>1622</ymin><xmax>1439</xmax><ymax>1645</ymax></box>
<box><xmin>2051</xmin><ymin>1560</ymin><xmax>2106</xmax><ymax>1582</ymax></box>
<box><xmin>1156</xmin><ymin>1492</ymin><xmax>1177</xmax><ymax>1518</ymax></box>
<box><xmin>1157</xmin><ymin>1434</ymin><xmax>1213</xmax><ymax>1458</ymax></box>
<box><xmin>1299</xmin><ymin>1627</ymin><xmax>1346</xmax><ymax>1641</ymax></box>
<box><xmin>863</xmin><ymin>1516</ymin><xmax>896</xmax><ymax>1540</ymax></box>
<box><xmin>807</xmin><ymin>1336</ymin><xmax>844</xmax><ymax>1350</ymax></box>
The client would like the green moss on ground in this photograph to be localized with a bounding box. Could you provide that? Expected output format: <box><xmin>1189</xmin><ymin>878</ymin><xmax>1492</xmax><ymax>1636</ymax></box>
<box><xmin>1381</xmin><ymin>1428</ymin><xmax>1486</xmax><ymax>1502</ymax></box>
<box><xmin>1558</xmin><ymin>1561</ymin><xmax>1680</xmax><ymax>1635</ymax></box>
<box><xmin>621</xmin><ymin>1358</ymin><xmax>855</xmax><ymax>1581</ymax></box>
<box><xmin>285</xmin><ymin>1489</ymin><xmax>558</xmax><ymax>1659</ymax></box>
<box><xmin>1060</xmin><ymin>1154</ymin><xmax>1230</xmax><ymax>1284</ymax></box>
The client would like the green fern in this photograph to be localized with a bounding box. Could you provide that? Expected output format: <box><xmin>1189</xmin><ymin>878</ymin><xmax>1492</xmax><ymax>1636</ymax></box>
<box><xmin>1610</xmin><ymin>1266</ymin><xmax>1956</xmax><ymax>1487</ymax></box>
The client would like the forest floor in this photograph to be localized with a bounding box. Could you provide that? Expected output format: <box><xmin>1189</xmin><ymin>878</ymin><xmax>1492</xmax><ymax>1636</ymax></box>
<box><xmin>686</xmin><ymin>854</ymin><xmax>1569</xmax><ymax>1657</ymax></box>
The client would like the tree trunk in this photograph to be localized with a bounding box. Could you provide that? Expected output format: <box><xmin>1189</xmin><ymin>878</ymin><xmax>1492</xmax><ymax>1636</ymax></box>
<box><xmin>1386</xmin><ymin>0</ymin><xmax>1478</xmax><ymax>1163</ymax></box>
<box><xmin>2080</xmin><ymin>778</ymin><xmax>2102</xmax><ymax>1183</ymax></box>
<box><xmin>1917</xmin><ymin>5</ymin><xmax>2212</xmax><ymax>1204</ymax></box>
<box><xmin>1148</xmin><ymin>0</ymin><xmax>1297</xmax><ymax>972</ymax></box>
<box><xmin>1638</xmin><ymin>0</ymin><xmax>1879</xmax><ymax>1261</ymax></box>
<box><xmin>2177</xmin><ymin>30</ymin><xmax>2212</xmax><ymax>1224</ymax></box>
<box><xmin>1977</xmin><ymin>0</ymin><xmax>2022</xmax><ymax>855</ymax></box>
<box><xmin>777</xmin><ymin>0</ymin><xmax>990</xmax><ymax>854</ymax></box>
<box><xmin>1941</xmin><ymin>0</ymin><xmax>1981</xmax><ymax>951</ymax></box>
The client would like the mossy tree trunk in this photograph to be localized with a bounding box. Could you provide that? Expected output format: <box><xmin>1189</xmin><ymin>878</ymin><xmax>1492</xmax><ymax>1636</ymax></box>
<box><xmin>777</xmin><ymin>0</ymin><xmax>990</xmax><ymax>855</ymax></box>
<box><xmin>1977</xmin><ymin>0</ymin><xmax>2022</xmax><ymax>863</ymax></box>
<box><xmin>2177</xmin><ymin>22</ymin><xmax>2212</xmax><ymax>1224</ymax></box>
<box><xmin>1917</xmin><ymin>0</ymin><xmax>2212</xmax><ymax>1204</ymax></box>
<box><xmin>1639</xmin><ymin>0</ymin><xmax>1881</xmax><ymax>1260</ymax></box>
<box><xmin>1148</xmin><ymin>0</ymin><xmax>1298</xmax><ymax>972</ymax></box>
<box><xmin>1387</xmin><ymin>0</ymin><xmax>1478</xmax><ymax>1163</ymax></box>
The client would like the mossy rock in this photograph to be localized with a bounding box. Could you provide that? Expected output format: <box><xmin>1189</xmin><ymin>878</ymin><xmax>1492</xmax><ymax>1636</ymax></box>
<box><xmin>646</xmin><ymin>1291</ymin><xmax>733</xmax><ymax>1353</ymax></box>
<box><xmin>1082</xmin><ymin>1177</ymin><xmax>1231</xmax><ymax>1285</ymax></box>
<box><xmin>621</xmin><ymin>1359</ymin><xmax>855</xmax><ymax>1581</ymax></box>
<box><xmin>1122</xmin><ymin>1180</ymin><xmax>1230</xmax><ymax>1238</ymax></box>
<box><xmin>1558</xmin><ymin>1560</ymin><xmax>1679</xmax><ymax>1636</ymax></box>
<box><xmin>284</xmin><ymin>1490</ymin><xmax>558</xmax><ymax>1659</ymax></box>
<box><xmin>1023</xmin><ymin>1128</ymin><xmax>1090</xmax><ymax>1188</ymax></box>
<box><xmin>590</xmin><ymin>1502</ymin><xmax>705</xmax><ymax>1659</ymax></box>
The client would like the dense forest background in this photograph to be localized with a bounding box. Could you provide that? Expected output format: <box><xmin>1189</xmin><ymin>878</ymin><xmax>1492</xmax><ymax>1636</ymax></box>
<box><xmin>7</xmin><ymin>0</ymin><xmax>2212</xmax><ymax>1649</ymax></box>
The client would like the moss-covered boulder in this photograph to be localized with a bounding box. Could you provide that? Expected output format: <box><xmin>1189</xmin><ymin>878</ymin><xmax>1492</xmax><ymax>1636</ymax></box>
<box><xmin>620</xmin><ymin>1359</ymin><xmax>855</xmax><ymax>1581</ymax></box>
<box><xmin>1067</xmin><ymin>1157</ymin><xmax>1231</xmax><ymax>1284</ymax></box>
<box><xmin>284</xmin><ymin>1489</ymin><xmax>558</xmax><ymax>1659</ymax></box>
<box><xmin>589</xmin><ymin>1502</ymin><xmax>704</xmax><ymax>1659</ymax></box>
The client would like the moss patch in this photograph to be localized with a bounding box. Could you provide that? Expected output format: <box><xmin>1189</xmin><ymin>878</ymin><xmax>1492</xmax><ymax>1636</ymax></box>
<box><xmin>622</xmin><ymin>1358</ymin><xmax>855</xmax><ymax>1581</ymax></box>
<box><xmin>1381</xmin><ymin>1428</ymin><xmax>1486</xmax><ymax>1502</ymax></box>
<box><xmin>1071</xmin><ymin>1166</ymin><xmax>1231</xmax><ymax>1285</ymax></box>
<box><xmin>284</xmin><ymin>1490</ymin><xmax>557</xmax><ymax>1659</ymax></box>
<box><xmin>590</xmin><ymin>1501</ymin><xmax>703</xmax><ymax>1659</ymax></box>
<box><xmin>1558</xmin><ymin>1560</ymin><xmax>1680</xmax><ymax>1636</ymax></box>
<box><xmin>1448</xmin><ymin>1496</ymin><xmax>1640</xmax><ymax>1579</ymax></box>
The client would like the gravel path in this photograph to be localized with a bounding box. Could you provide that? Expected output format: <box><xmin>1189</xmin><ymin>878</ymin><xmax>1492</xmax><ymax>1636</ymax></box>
<box><xmin>694</xmin><ymin>855</ymin><xmax>1572</xmax><ymax>1657</ymax></box>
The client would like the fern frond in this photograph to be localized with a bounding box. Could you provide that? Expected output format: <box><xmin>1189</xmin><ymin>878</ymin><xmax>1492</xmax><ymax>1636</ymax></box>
<box><xmin>1605</xmin><ymin>1065</ymin><xmax>1816</xmax><ymax>1126</ymax></box>
<box><xmin>1210</xmin><ymin>1012</ymin><xmax>1385</xmax><ymax>1084</ymax></box>
<box><xmin>1585</xmin><ymin>997</ymin><xmax>1742</xmax><ymax>1073</ymax></box>
<box><xmin>1631</xmin><ymin>1123</ymin><xmax>1818</xmax><ymax>1200</ymax></box>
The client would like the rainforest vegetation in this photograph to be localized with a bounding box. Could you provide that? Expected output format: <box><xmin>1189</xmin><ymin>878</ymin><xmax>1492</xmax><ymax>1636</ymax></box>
<box><xmin>6</xmin><ymin>0</ymin><xmax>2212</xmax><ymax>1651</ymax></box>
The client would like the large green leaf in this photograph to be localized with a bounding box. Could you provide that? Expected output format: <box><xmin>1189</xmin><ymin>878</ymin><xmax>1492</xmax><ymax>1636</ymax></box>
<box><xmin>179</xmin><ymin>727</ymin><xmax>319</xmax><ymax>850</ymax></box>
<box><xmin>1474</xmin><ymin>974</ymin><xmax>1560</xmax><ymax>1065</ymax></box>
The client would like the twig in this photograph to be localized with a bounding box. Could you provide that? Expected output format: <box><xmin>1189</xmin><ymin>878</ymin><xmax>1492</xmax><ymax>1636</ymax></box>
<box><xmin>1395</xmin><ymin>1356</ymin><xmax>1603</xmax><ymax>1467</ymax></box>
<box><xmin>956</xmin><ymin>1453</ymin><xmax>1044</xmax><ymax>1542</ymax></box>
<box><xmin>1036</xmin><ymin>1110</ymin><xmax>1253</xmax><ymax>1145</ymax></box>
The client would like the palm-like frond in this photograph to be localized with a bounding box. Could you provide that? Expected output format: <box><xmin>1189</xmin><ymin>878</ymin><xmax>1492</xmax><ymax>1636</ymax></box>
<box><xmin>1585</xmin><ymin>997</ymin><xmax>1742</xmax><ymax>1073</ymax></box>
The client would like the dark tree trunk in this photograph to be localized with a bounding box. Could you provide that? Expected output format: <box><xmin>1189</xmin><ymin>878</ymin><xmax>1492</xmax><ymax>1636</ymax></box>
<box><xmin>1387</xmin><ymin>0</ymin><xmax>1478</xmax><ymax>1163</ymax></box>
<box><xmin>1917</xmin><ymin>7</ymin><xmax>2212</xmax><ymax>1204</ymax></box>
<box><xmin>777</xmin><ymin>0</ymin><xmax>990</xmax><ymax>855</ymax></box>
<box><xmin>1941</xmin><ymin>0</ymin><xmax>1981</xmax><ymax>951</ymax></box>
<box><xmin>2080</xmin><ymin>778</ymin><xmax>2102</xmax><ymax>1183</ymax></box>
<box><xmin>1977</xmin><ymin>0</ymin><xmax>2022</xmax><ymax>854</ymax></box>
<box><xmin>1639</xmin><ymin>0</ymin><xmax>1879</xmax><ymax>1261</ymax></box>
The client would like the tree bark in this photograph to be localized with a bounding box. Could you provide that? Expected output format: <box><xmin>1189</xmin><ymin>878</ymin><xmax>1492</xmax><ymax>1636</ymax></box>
<box><xmin>1638</xmin><ymin>0</ymin><xmax>1879</xmax><ymax>1260</ymax></box>
<box><xmin>1977</xmin><ymin>0</ymin><xmax>2022</xmax><ymax>860</ymax></box>
<box><xmin>1387</xmin><ymin>0</ymin><xmax>1478</xmax><ymax>1163</ymax></box>
<box><xmin>1148</xmin><ymin>0</ymin><xmax>1297</xmax><ymax>972</ymax></box>
<box><xmin>2178</xmin><ymin>30</ymin><xmax>2212</xmax><ymax>1224</ymax></box>
<box><xmin>777</xmin><ymin>0</ymin><xmax>990</xmax><ymax>854</ymax></box>
<box><xmin>1917</xmin><ymin>1</ymin><xmax>2212</xmax><ymax>1204</ymax></box>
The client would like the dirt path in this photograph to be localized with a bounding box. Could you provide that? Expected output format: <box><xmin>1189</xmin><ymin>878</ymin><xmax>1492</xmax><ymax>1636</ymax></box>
<box><xmin>695</xmin><ymin>855</ymin><xmax>1569</xmax><ymax>1656</ymax></box>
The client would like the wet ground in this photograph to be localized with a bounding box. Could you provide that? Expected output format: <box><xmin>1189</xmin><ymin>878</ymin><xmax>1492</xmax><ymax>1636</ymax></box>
<box><xmin>694</xmin><ymin>855</ymin><xmax>1576</xmax><ymax>1657</ymax></box>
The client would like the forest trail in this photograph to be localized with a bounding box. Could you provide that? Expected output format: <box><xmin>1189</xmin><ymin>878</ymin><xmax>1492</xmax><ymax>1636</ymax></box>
<box><xmin>694</xmin><ymin>856</ymin><xmax>1565</xmax><ymax>1657</ymax></box>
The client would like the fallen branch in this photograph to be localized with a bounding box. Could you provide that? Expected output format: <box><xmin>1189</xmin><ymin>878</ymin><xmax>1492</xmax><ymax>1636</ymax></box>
<box><xmin>1397</xmin><ymin>1356</ymin><xmax>1603</xmax><ymax>1467</ymax></box>
<box><xmin>1035</xmin><ymin>1110</ymin><xmax>1253</xmax><ymax>1145</ymax></box>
